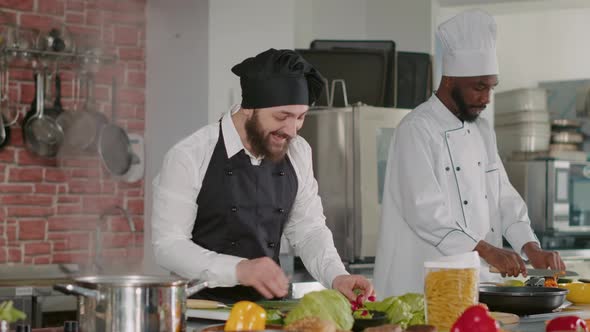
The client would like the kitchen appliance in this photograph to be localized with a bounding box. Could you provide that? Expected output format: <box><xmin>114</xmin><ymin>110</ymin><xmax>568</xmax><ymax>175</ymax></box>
<box><xmin>54</xmin><ymin>275</ymin><xmax>208</xmax><ymax>332</ymax></box>
<box><xmin>505</xmin><ymin>160</ymin><xmax>590</xmax><ymax>234</ymax></box>
<box><xmin>298</xmin><ymin>105</ymin><xmax>410</xmax><ymax>262</ymax></box>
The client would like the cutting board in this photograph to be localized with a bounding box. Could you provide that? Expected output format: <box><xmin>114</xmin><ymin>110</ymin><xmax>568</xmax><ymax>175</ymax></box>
<box><xmin>490</xmin><ymin>312</ymin><xmax>520</xmax><ymax>325</ymax></box>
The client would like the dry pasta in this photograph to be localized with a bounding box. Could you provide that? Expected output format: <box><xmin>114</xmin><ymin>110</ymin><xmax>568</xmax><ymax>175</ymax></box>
<box><xmin>425</xmin><ymin>268</ymin><xmax>478</xmax><ymax>331</ymax></box>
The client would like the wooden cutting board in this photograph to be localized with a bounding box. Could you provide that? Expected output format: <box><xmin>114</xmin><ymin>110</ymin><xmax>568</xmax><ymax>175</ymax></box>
<box><xmin>490</xmin><ymin>312</ymin><xmax>520</xmax><ymax>325</ymax></box>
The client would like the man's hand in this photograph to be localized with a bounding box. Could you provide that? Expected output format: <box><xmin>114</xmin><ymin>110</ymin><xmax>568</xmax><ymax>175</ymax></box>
<box><xmin>523</xmin><ymin>242</ymin><xmax>566</xmax><ymax>271</ymax></box>
<box><xmin>332</xmin><ymin>275</ymin><xmax>374</xmax><ymax>302</ymax></box>
<box><xmin>236</xmin><ymin>257</ymin><xmax>289</xmax><ymax>299</ymax></box>
<box><xmin>475</xmin><ymin>240</ymin><xmax>526</xmax><ymax>277</ymax></box>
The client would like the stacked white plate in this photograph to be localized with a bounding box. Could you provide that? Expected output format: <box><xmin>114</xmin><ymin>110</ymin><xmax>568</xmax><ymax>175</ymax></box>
<box><xmin>495</xmin><ymin>88</ymin><xmax>550</xmax><ymax>159</ymax></box>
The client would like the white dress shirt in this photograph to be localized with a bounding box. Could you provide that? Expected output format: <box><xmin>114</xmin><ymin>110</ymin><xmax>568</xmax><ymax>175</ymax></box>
<box><xmin>151</xmin><ymin>105</ymin><xmax>348</xmax><ymax>289</ymax></box>
<box><xmin>373</xmin><ymin>95</ymin><xmax>539</xmax><ymax>297</ymax></box>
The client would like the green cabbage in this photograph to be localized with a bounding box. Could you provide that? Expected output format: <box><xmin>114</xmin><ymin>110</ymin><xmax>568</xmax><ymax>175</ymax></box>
<box><xmin>364</xmin><ymin>293</ymin><xmax>425</xmax><ymax>328</ymax></box>
<box><xmin>0</xmin><ymin>301</ymin><xmax>26</xmax><ymax>323</ymax></box>
<box><xmin>284</xmin><ymin>289</ymin><xmax>354</xmax><ymax>330</ymax></box>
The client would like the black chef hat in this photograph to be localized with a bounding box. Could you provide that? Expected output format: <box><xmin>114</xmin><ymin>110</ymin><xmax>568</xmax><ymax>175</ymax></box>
<box><xmin>231</xmin><ymin>49</ymin><xmax>325</xmax><ymax>109</ymax></box>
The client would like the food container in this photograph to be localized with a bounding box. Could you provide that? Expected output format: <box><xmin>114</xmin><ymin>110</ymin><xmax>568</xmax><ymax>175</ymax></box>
<box><xmin>424</xmin><ymin>252</ymin><xmax>480</xmax><ymax>331</ymax></box>
<box><xmin>495</xmin><ymin>88</ymin><xmax>547</xmax><ymax>114</ymax></box>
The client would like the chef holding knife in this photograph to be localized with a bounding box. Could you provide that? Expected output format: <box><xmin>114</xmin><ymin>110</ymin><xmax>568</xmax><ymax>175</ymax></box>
<box><xmin>374</xmin><ymin>9</ymin><xmax>566</xmax><ymax>297</ymax></box>
<box><xmin>151</xmin><ymin>48</ymin><xmax>373</xmax><ymax>303</ymax></box>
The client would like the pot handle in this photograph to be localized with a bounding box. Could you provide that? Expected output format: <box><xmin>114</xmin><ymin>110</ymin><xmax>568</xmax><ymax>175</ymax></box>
<box><xmin>186</xmin><ymin>280</ymin><xmax>209</xmax><ymax>297</ymax></box>
<box><xmin>54</xmin><ymin>284</ymin><xmax>102</xmax><ymax>299</ymax></box>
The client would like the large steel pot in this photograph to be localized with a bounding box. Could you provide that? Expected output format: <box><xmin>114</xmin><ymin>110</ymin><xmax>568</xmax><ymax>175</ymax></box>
<box><xmin>54</xmin><ymin>275</ymin><xmax>208</xmax><ymax>332</ymax></box>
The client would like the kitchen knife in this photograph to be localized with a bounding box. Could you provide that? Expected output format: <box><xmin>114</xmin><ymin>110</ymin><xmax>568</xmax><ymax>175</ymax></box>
<box><xmin>489</xmin><ymin>266</ymin><xmax>578</xmax><ymax>277</ymax></box>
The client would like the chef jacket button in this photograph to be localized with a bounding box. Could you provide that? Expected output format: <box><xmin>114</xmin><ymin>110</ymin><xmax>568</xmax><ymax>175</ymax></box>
<box><xmin>445</xmin><ymin>166</ymin><xmax>450</xmax><ymax>171</ymax></box>
<box><xmin>463</xmin><ymin>200</ymin><xmax>468</xmax><ymax>205</ymax></box>
<box><xmin>456</xmin><ymin>166</ymin><xmax>461</xmax><ymax>171</ymax></box>
<box><xmin>485</xmin><ymin>195</ymin><xmax>488</xmax><ymax>199</ymax></box>
<box><xmin>491</xmin><ymin>227</ymin><xmax>495</xmax><ymax>232</ymax></box>
<box><xmin>231</xmin><ymin>206</ymin><xmax>238</xmax><ymax>212</ymax></box>
<box><xmin>467</xmin><ymin>129</ymin><xmax>471</xmax><ymax>134</ymax></box>
<box><xmin>231</xmin><ymin>241</ymin><xmax>237</xmax><ymax>246</ymax></box>
<box><xmin>477</xmin><ymin>161</ymin><xmax>481</xmax><ymax>166</ymax></box>
<box><xmin>279</xmin><ymin>171</ymin><xmax>285</xmax><ymax>176</ymax></box>
<box><xmin>268</xmin><ymin>242</ymin><xmax>275</xmax><ymax>248</ymax></box>
<box><xmin>226</xmin><ymin>170</ymin><xmax>233</xmax><ymax>176</ymax></box>
<box><xmin>277</xmin><ymin>208</ymin><xmax>285</xmax><ymax>214</ymax></box>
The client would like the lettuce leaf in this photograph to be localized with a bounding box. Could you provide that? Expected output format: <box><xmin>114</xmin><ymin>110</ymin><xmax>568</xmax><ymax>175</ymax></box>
<box><xmin>364</xmin><ymin>293</ymin><xmax>425</xmax><ymax>328</ymax></box>
<box><xmin>284</xmin><ymin>290</ymin><xmax>354</xmax><ymax>330</ymax></box>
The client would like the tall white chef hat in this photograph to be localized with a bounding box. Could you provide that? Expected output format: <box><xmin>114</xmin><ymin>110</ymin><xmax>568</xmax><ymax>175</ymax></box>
<box><xmin>437</xmin><ymin>9</ymin><xmax>498</xmax><ymax>77</ymax></box>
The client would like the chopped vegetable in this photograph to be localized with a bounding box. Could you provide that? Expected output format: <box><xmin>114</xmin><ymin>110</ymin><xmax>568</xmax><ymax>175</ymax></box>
<box><xmin>364</xmin><ymin>293</ymin><xmax>425</xmax><ymax>328</ymax></box>
<box><xmin>544</xmin><ymin>277</ymin><xmax>558</xmax><ymax>288</ymax></box>
<box><xmin>224</xmin><ymin>301</ymin><xmax>266</xmax><ymax>331</ymax></box>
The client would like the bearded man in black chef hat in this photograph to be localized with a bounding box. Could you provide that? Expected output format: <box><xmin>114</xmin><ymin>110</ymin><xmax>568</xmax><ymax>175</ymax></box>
<box><xmin>152</xmin><ymin>49</ymin><xmax>373</xmax><ymax>303</ymax></box>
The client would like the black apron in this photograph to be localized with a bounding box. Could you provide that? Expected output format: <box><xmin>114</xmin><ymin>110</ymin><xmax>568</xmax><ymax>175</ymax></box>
<box><xmin>190</xmin><ymin>122</ymin><xmax>298</xmax><ymax>303</ymax></box>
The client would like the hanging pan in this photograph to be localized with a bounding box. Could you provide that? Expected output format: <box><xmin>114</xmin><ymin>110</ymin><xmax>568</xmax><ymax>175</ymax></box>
<box><xmin>22</xmin><ymin>72</ymin><xmax>64</xmax><ymax>157</ymax></box>
<box><xmin>98</xmin><ymin>78</ymin><xmax>139</xmax><ymax>176</ymax></box>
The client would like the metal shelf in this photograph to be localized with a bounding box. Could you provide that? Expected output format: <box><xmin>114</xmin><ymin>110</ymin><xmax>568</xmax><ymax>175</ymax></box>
<box><xmin>1</xmin><ymin>47</ymin><xmax>117</xmax><ymax>64</ymax></box>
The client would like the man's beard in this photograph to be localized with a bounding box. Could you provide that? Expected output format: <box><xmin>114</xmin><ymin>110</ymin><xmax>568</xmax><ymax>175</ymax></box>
<box><xmin>244</xmin><ymin>110</ymin><xmax>291</xmax><ymax>163</ymax></box>
<box><xmin>451</xmin><ymin>87</ymin><xmax>485</xmax><ymax>123</ymax></box>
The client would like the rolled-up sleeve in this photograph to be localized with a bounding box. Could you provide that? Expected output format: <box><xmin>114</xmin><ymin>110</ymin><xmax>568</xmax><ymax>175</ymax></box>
<box><xmin>390</xmin><ymin>121</ymin><xmax>481</xmax><ymax>256</ymax></box>
<box><xmin>283</xmin><ymin>140</ymin><xmax>348</xmax><ymax>289</ymax></box>
<box><xmin>151</xmin><ymin>147</ymin><xmax>244</xmax><ymax>287</ymax></box>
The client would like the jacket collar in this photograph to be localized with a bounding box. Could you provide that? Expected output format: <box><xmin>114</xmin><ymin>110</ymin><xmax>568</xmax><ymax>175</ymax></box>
<box><xmin>221</xmin><ymin>105</ymin><xmax>263</xmax><ymax>163</ymax></box>
<box><xmin>428</xmin><ymin>94</ymin><xmax>465</xmax><ymax>132</ymax></box>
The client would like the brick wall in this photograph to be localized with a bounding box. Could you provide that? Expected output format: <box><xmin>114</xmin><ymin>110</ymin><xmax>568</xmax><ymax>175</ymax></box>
<box><xmin>0</xmin><ymin>0</ymin><xmax>145</xmax><ymax>268</ymax></box>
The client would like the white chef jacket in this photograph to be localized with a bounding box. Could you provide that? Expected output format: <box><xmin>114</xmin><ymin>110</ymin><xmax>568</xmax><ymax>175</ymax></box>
<box><xmin>151</xmin><ymin>105</ymin><xmax>348</xmax><ymax>289</ymax></box>
<box><xmin>373</xmin><ymin>95</ymin><xmax>539</xmax><ymax>297</ymax></box>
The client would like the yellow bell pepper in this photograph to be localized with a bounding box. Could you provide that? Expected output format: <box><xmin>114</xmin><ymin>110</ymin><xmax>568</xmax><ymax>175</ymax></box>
<box><xmin>224</xmin><ymin>301</ymin><xmax>267</xmax><ymax>331</ymax></box>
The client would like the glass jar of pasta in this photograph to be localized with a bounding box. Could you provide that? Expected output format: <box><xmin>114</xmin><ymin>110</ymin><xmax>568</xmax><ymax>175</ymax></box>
<box><xmin>424</xmin><ymin>252</ymin><xmax>480</xmax><ymax>331</ymax></box>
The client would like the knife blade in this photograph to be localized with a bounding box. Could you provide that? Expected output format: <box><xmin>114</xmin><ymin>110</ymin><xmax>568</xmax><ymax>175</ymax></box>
<box><xmin>489</xmin><ymin>266</ymin><xmax>578</xmax><ymax>277</ymax></box>
<box><xmin>186</xmin><ymin>299</ymin><xmax>229</xmax><ymax>309</ymax></box>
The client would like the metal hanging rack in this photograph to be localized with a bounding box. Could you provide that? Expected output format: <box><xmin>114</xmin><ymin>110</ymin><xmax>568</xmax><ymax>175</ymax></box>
<box><xmin>1</xmin><ymin>47</ymin><xmax>117</xmax><ymax>65</ymax></box>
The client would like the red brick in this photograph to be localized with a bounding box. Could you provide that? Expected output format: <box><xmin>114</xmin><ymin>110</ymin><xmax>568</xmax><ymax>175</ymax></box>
<box><xmin>94</xmin><ymin>85</ymin><xmax>110</xmax><ymax>101</ymax></box>
<box><xmin>135</xmin><ymin>106</ymin><xmax>145</xmax><ymax>120</ymax></box>
<box><xmin>101</xmin><ymin>248</ymin><xmax>127</xmax><ymax>258</ymax></box>
<box><xmin>82</xmin><ymin>196</ymin><xmax>123</xmax><ymax>214</ymax></box>
<box><xmin>24</xmin><ymin>242</ymin><xmax>51</xmax><ymax>255</ymax></box>
<box><xmin>0</xmin><ymin>148</ymin><xmax>15</xmax><ymax>163</ymax></box>
<box><xmin>85</xmin><ymin>10</ymin><xmax>102</xmax><ymax>26</ymax></box>
<box><xmin>65</xmin><ymin>13</ymin><xmax>84</xmax><ymax>25</ymax></box>
<box><xmin>68</xmin><ymin>180</ymin><xmax>101</xmax><ymax>194</ymax></box>
<box><xmin>102</xmin><ymin>233</ymin><xmax>135</xmax><ymax>248</ymax></box>
<box><xmin>35</xmin><ymin>184</ymin><xmax>58</xmax><ymax>195</ymax></box>
<box><xmin>132</xmin><ymin>217</ymin><xmax>143</xmax><ymax>231</ymax></box>
<box><xmin>126</xmin><ymin>71</ymin><xmax>145</xmax><ymax>88</ymax></box>
<box><xmin>23</xmin><ymin>257</ymin><xmax>32</xmax><ymax>264</ymax></box>
<box><xmin>17</xmin><ymin>150</ymin><xmax>58</xmax><ymax>167</ymax></box>
<box><xmin>58</xmin><ymin>184</ymin><xmax>66</xmax><ymax>193</ymax></box>
<box><xmin>101</xmin><ymin>181</ymin><xmax>116</xmax><ymax>194</ymax></box>
<box><xmin>117</xmin><ymin>87</ymin><xmax>144</xmax><ymax>104</ymax></box>
<box><xmin>0</xmin><ymin>0</ymin><xmax>34</xmax><ymax>11</ymax></box>
<box><xmin>68</xmin><ymin>26</ymin><xmax>100</xmax><ymax>40</ymax></box>
<box><xmin>0</xmin><ymin>164</ymin><xmax>4</xmax><ymax>181</ymax></box>
<box><xmin>118</xmin><ymin>47</ymin><xmax>144</xmax><ymax>61</ymax></box>
<box><xmin>71</xmin><ymin>168</ymin><xmax>100</xmax><ymax>178</ymax></box>
<box><xmin>7</xmin><ymin>247</ymin><xmax>22</xmax><ymax>263</ymax></box>
<box><xmin>126</xmin><ymin>199</ymin><xmax>143</xmax><ymax>215</ymax></box>
<box><xmin>66</xmin><ymin>0</ymin><xmax>84</xmax><ymax>11</ymax></box>
<box><xmin>126</xmin><ymin>62</ymin><xmax>145</xmax><ymax>71</ymax></box>
<box><xmin>19</xmin><ymin>82</ymin><xmax>34</xmax><ymax>108</ymax></box>
<box><xmin>66</xmin><ymin>233</ymin><xmax>90</xmax><ymax>250</ymax></box>
<box><xmin>45</xmin><ymin>168</ymin><xmax>68</xmax><ymax>182</ymax></box>
<box><xmin>52</xmin><ymin>240</ymin><xmax>66</xmax><ymax>251</ymax></box>
<box><xmin>19</xmin><ymin>14</ymin><xmax>60</xmax><ymax>31</ymax></box>
<box><xmin>7</xmin><ymin>206</ymin><xmax>53</xmax><ymax>217</ymax></box>
<box><xmin>48</xmin><ymin>216</ymin><xmax>96</xmax><ymax>231</ymax></box>
<box><xmin>117</xmin><ymin>180</ymin><xmax>142</xmax><ymax>190</ymax></box>
<box><xmin>0</xmin><ymin>11</ymin><xmax>17</xmax><ymax>24</ymax></box>
<box><xmin>124</xmin><ymin>119</ymin><xmax>144</xmax><ymax>132</ymax></box>
<box><xmin>57</xmin><ymin>195</ymin><xmax>80</xmax><ymax>204</ymax></box>
<box><xmin>7</xmin><ymin>68</ymin><xmax>33</xmax><ymax>81</ymax></box>
<box><xmin>52</xmin><ymin>252</ymin><xmax>90</xmax><ymax>264</ymax></box>
<box><xmin>109</xmin><ymin>216</ymin><xmax>132</xmax><ymax>232</ymax></box>
<box><xmin>102</xmin><ymin>11</ymin><xmax>145</xmax><ymax>25</ymax></box>
<box><xmin>1</xmin><ymin>195</ymin><xmax>53</xmax><ymax>206</ymax></box>
<box><xmin>61</xmin><ymin>157</ymin><xmax>100</xmax><ymax>168</ymax></box>
<box><xmin>114</xmin><ymin>26</ymin><xmax>138</xmax><ymax>46</ymax></box>
<box><xmin>9</xmin><ymin>168</ymin><xmax>43</xmax><ymax>182</ymax></box>
<box><xmin>5</xmin><ymin>224</ymin><xmax>17</xmax><ymax>241</ymax></box>
<box><xmin>19</xmin><ymin>219</ymin><xmax>46</xmax><ymax>240</ymax></box>
<box><xmin>102</xmin><ymin>27</ymin><xmax>114</xmax><ymax>45</ymax></box>
<box><xmin>0</xmin><ymin>184</ymin><xmax>34</xmax><ymax>194</ymax></box>
<box><xmin>93</xmin><ymin>64</ymin><xmax>126</xmax><ymax>85</ymax></box>
<box><xmin>33</xmin><ymin>256</ymin><xmax>50</xmax><ymax>264</ymax></box>
<box><xmin>8</xmin><ymin>129</ymin><xmax>23</xmax><ymax>147</ymax></box>
<box><xmin>38</xmin><ymin>0</ymin><xmax>65</xmax><ymax>16</ymax></box>
<box><xmin>56</xmin><ymin>205</ymin><xmax>82</xmax><ymax>215</ymax></box>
